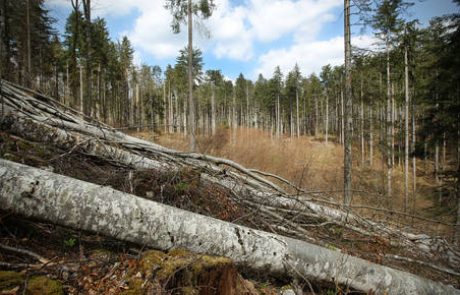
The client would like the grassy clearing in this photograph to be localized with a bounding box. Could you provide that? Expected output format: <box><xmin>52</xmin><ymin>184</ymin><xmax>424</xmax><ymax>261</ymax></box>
<box><xmin>131</xmin><ymin>127</ymin><xmax>457</xmax><ymax>238</ymax></box>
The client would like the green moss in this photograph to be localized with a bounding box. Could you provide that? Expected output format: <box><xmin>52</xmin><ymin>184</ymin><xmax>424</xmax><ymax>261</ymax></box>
<box><xmin>181</xmin><ymin>286</ymin><xmax>198</xmax><ymax>295</ymax></box>
<box><xmin>138</xmin><ymin>249</ymin><xmax>235</xmax><ymax>293</ymax></box>
<box><xmin>175</xmin><ymin>182</ymin><xmax>189</xmax><ymax>194</ymax></box>
<box><xmin>156</xmin><ymin>250</ymin><xmax>191</xmax><ymax>281</ymax></box>
<box><xmin>26</xmin><ymin>276</ymin><xmax>63</xmax><ymax>295</ymax></box>
<box><xmin>120</xmin><ymin>278</ymin><xmax>144</xmax><ymax>295</ymax></box>
<box><xmin>190</xmin><ymin>255</ymin><xmax>232</xmax><ymax>274</ymax></box>
<box><xmin>0</xmin><ymin>271</ymin><xmax>24</xmax><ymax>291</ymax></box>
<box><xmin>139</xmin><ymin>250</ymin><xmax>166</xmax><ymax>277</ymax></box>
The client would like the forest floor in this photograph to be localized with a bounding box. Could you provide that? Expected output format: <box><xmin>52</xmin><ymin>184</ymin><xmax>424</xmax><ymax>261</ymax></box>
<box><xmin>131</xmin><ymin>127</ymin><xmax>457</xmax><ymax>240</ymax></box>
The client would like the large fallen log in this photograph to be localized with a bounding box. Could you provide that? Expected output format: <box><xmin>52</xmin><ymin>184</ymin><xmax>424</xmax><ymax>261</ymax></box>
<box><xmin>0</xmin><ymin>159</ymin><xmax>459</xmax><ymax>294</ymax></box>
<box><xmin>3</xmin><ymin>111</ymin><xmax>459</xmax><ymax>271</ymax></box>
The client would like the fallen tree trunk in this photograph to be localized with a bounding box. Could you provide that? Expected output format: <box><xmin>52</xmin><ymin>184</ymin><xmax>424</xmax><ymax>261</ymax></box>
<box><xmin>0</xmin><ymin>159</ymin><xmax>458</xmax><ymax>295</ymax></box>
<box><xmin>2</xmin><ymin>108</ymin><xmax>460</xmax><ymax>271</ymax></box>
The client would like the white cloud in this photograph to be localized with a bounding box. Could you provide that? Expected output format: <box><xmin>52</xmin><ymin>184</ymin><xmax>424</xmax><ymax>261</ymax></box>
<box><xmin>248</xmin><ymin>0</ymin><xmax>340</xmax><ymax>43</ymax></box>
<box><xmin>124</xmin><ymin>0</ymin><xmax>343</xmax><ymax>62</ymax></box>
<box><xmin>47</xmin><ymin>0</ymin><xmax>139</xmax><ymax>17</ymax></box>
<box><xmin>127</xmin><ymin>0</ymin><xmax>186</xmax><ymax>59</ymax></box>
<box><xmin>254</xmin><ymin>35</ymin><xmax>378</xmax><ymax>78</ymax></box>
<box><xmin>48</xmin><ymin>0</ymin><xmax>361</xmax><ymax>78</ymax></box>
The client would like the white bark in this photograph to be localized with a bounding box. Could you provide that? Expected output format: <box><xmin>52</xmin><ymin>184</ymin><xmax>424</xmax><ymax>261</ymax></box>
<box><xmin>325</xmin><ymin>93</ymin><xmax>329</xmax><ymax>144</ymax></box>
<box><xmin>211</xmin><ymin>82</ymin><xmax>216</xmax><ymax>136</ymax></box>
<box><xmin>404</xmin><ymin>46</ymin><xmax>410</xmax><ymax>213</ymax></box>
<box><xmin>1</xmin><ymin>159</ymin><xmax>458</xmax><ymax>295</ymax></box>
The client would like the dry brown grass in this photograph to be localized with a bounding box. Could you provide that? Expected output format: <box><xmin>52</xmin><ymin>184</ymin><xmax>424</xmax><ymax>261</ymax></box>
<box><xmin>132</xmin><ymin>127</ymin><xmax>456</xmax><ymax>236</ymax></box>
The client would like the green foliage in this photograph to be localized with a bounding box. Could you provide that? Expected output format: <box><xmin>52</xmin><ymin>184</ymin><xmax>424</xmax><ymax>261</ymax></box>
<box><xmin>63</xmin><ymin>237</ymin><xmax>76</xmax><ymax>248</ymax></box>
<box><xmin>164</xmin><ymin>0</ymin><xmax>216</xmax><ymax>34</ymax></box>
<box><xmin>176</xmin><ymin>47</ymin><xmax>204</xmax><ymax>85</ymax></box>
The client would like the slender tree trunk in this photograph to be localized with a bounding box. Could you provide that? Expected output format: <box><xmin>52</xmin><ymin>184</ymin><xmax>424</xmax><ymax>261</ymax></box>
<box><xmin>211</xmin><ymin>82</ymin><xmax>216</xmax><ymax>136</ymax></box>
<box><xmin>435</xmin><ymin>140</ymin><xmax>440</xmax><ymax>201</ymax></box>
<box><xmin>79</xmin><ymin>64</ymin><xmax>84</xmax><ymax>113</ymax></box>
<box><xmin>412</xmin><ymin>96</ymin><xmax>417</xmax><ymax>214</ymax></box>
<box><xmin>341</xmin><ymin>89</ymin><xmax>344</xmax><ymax>145</ymax></box>
<box><xmin>130</xmin><ymin>82</ymin><xmax>135</xmax><ymax>128</ymax></box>
<box><xmin>246</xmin><ymin>84</ymin><xmax>249</xmax><ymax>129</ymax></box>
<box><xmin>136</xmin><ymin>83</ymin><xmax>141</xmax><ymax>131</ymax></box>
<box><xmin>404</xmin><ymin>46</ymin><xmax>410</xmax><ymax>212</ymax></box>
<box><xmin>325</xmin><ymin>93</ymin><xmax>329</xmax><ymax>144</ymax></box>
<box><xmin>456</xmin><ymin>113</ymin><xmax>460</xmax><ymax>244</ymax></box>
<box><xmin>169</xmin><ymin>82</ymin><xmax>173</xmax><ymax>133</ymax></box>
<box><xmin>369</xmin><ymin>105</ymin><xmax>374</xmax><ymax>166</ymax></box>
<box><xmin>386</xmin><ymin>37</ymin><xmax>393</xmax><ymax>199</ymax></box>
<box><xmin>360</xmin><ymin>78</ymin><xmax>365</xmax><ymax>166</ymax></box>
<box><xmin>163</xmin><ymin>82</ymin><xmax>167</xmax><ymax>133</ymax></box>
<box><xmin>296</xmin><ymin>88</ymin><xmax>300</xmax><ymax>138</ymax></box>
<box><xmin>26</xmin><ymin>0</ymin><xmax>31</xmax><ymax>86</ymax></box>
<box><xmin>276</xmin><ymin>94</ymin><xmax>280</xmax><ymax>139</ymax></box>
<box><xmin>344</xmin><ymin>0</ymin><xmax>352</xmax><ymax>206</ymax></box>
<box><xmin>187</xmin><ymin>0</ymin><xmax>196</xmax><ymax>151</ymax></box>
<box><xmin>151</xmin><ymin>92</ymin><xmax>155</xmax><ymax>141</ymax></box>
<box><xmin>232</xmin><ymin>92</ymin><xmax>236</xmax><ymax>145</ymax></box>
<box><xmin>391</xmin><ymin>83</ymin><xmax>395</xmax><ymax>167</ymax></box>
<box><xmin>314</xmin><ymin>95</ymin><xmax>319</xmax><ymax>137</ymax></box>
<box><xmin>65</xmin><ymin>63</ymin><xmax>69</xmax><ymax>106</ymax></box>
<box><xmin>83</xmin><ymin>0</ymin><xmax>92</xmax><ymax>117</ymax></box>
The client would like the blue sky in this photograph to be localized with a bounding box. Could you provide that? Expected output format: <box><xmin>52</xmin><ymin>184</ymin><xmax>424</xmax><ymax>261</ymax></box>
<box><xmin>46</xmin><ymin>0</ymin><xmax>458</xmax><ymax>80</ymax></box>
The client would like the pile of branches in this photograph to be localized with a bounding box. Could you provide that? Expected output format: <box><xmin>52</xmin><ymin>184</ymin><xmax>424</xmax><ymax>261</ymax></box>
<box><xmin>1</xmin><ymin>80</ymin><xmax>459</xmax><ymax>293</ymax></box>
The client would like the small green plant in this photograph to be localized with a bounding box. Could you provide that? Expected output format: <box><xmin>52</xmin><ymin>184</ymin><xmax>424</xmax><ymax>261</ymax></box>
<box><xmin>63</xmin><ymin>237</ymin><xmax>76</xmax><ymax>248</ymax></box>
<box><xmin>175</xmin><ymin>182</ymin><xmax>189</xmax><ymax>194</ymax></box>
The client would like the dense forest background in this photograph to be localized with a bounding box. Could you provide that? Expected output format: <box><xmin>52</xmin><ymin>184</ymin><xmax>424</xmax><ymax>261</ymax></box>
<box><xmin>0</xmin><ymin>0</ymin><xmax>459</xmax><ymax>237</ymax></box>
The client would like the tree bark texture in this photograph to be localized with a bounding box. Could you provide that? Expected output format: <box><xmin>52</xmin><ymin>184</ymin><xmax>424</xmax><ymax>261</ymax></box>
<box><xmin>0</xmin><ymin>159</ymin><xmax>458</xmax><ymax>295</ymax></box>
<box><xmin>343</xmin><ymin>0</ymin><xmax>352</xmax><ymax>206</ymax></box>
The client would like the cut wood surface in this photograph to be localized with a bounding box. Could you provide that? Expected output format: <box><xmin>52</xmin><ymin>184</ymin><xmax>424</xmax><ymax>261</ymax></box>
<box><xmin>0</xmin><ymin>159</ymin><xmax>459</xmax><ymax>295</ymax></box>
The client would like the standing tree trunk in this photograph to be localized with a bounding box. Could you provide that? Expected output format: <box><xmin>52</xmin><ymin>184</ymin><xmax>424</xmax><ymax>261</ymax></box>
<box><xmin>344</xmin><ymin>0</ymin><xmax>352</xmax><ymax>206</ymax></box>
<box><xmin>211</xmin><ymin>82</ymin><xmax>216</xmax><ymax>136</ymax></box>
<box><xmin>360</xmin><ymin>77</ymin><xmax>365</xmax><ymax>166</ymax></box>
<box><xmin>26</xmin><ymin>0</ymin><xmax>31</xmax><ymax>86</ymax></box>
<box><xmin>276</xmin><ymin>94</ymin><xmax>280</xmax><ymax>139</ymax></box>
<box><xmin>79</xmin><ymin>64</ymin><xmax>84</xmax><ymax>113</ymax></box>
<box><xmin>163</xmin><ymin>82</ymin><xmax>167</xmax><ymax>133</ymax></box>
<box><xmin>369</xmin><ymin>104</ymin><xmax>374</xmax><ymax>166</ymax></box>
<box><xmin>83</xmin><ymin>0</ymin><xmax>92</xmax><ymax>117</ymax></box>
<box><xmin>456</xmin><ymin>114</ymin><xmax>460</xmax><ymax>244</ymax></box>
<box><xmin>296</xmin><ymin>88</ymin><xmax>300</xmax><ymax>138</ymax></box>
<box><xmin>412</xmin><ymin>95</ymin><xmax>417</xmax><ymax>213</ymax></box>
<box><xmin>232</xmin><ymin>91</ymin><xmax>236</xmax><ymax>145</ymax></box>
<box><xmin>187</xmin><ymin>0</ymin><xmax>196</xmax><ymax>151</ymax></box>
<box><xmin>314</xmin><ymin>95</ymin><xmax>319</xmax><ymax>137</ymax></box>
<box><xmin>325</xmin><ymin>93</ymin><xmax>329</xmax><ymax>144</ymax></box>
<box><xmin>137</xmin><ymin>83</ymin><xmax>141</xmax><ymax>131</ymax></box>
<box><xmin>386</xmin><ymin>36</ymin><xmax>393</xmax><ymax>198</ymax></box>
<box><xmin>404</xmin><ymin>45</ymin><xmax>410</xmax><ymax>212</ymax></box>
<box><xmin>340</xmin><ymin>88</ymin><xmax>344</xmax><ymax>145</ymax></box>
